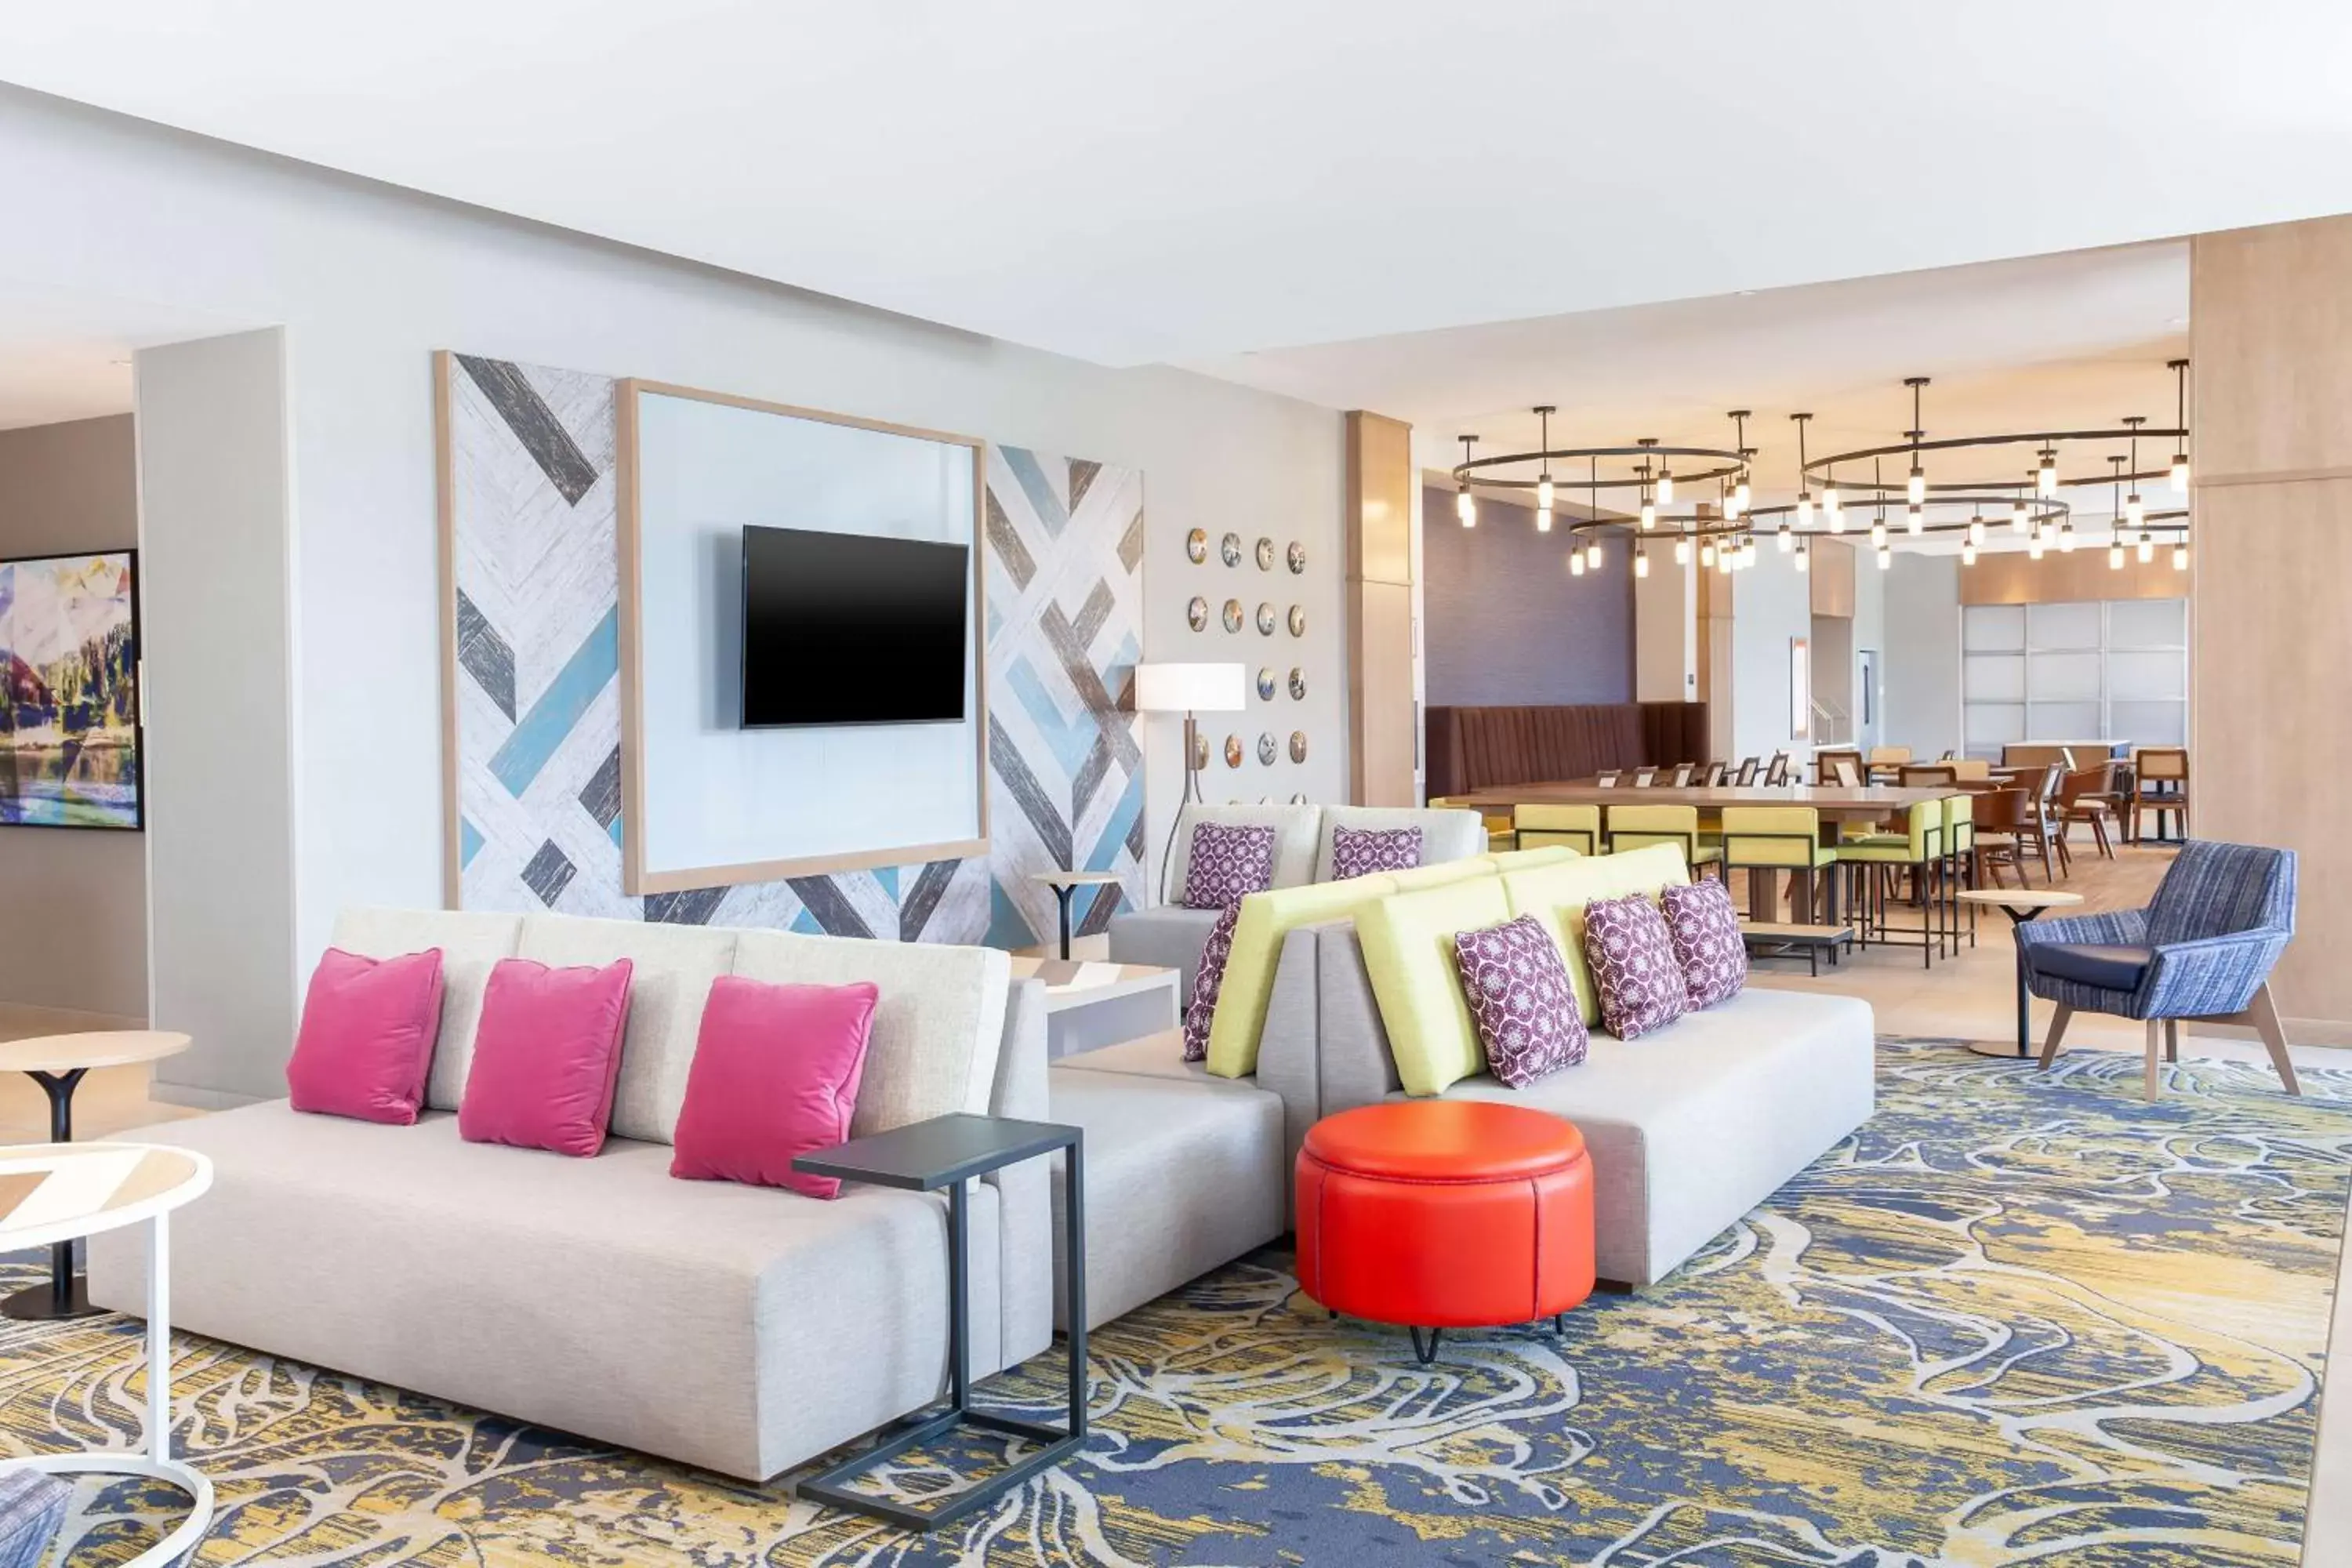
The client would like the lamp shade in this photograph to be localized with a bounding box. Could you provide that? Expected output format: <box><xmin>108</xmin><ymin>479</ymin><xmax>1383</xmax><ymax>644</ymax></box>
<box><xmin>1134</xmin><ymin>662</ymin><xmax>1246</xmax><ymax>713</ymax></box>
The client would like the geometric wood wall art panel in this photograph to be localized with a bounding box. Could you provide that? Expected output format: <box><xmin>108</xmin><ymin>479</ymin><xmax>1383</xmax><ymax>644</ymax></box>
<box><xmin>439</xmin><ymin>353</ymin><xmax>1143</xmax><ymax>949</ymax></box>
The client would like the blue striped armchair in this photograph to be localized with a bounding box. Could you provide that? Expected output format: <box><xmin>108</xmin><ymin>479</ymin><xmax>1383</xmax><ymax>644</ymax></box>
<box><xmin>2018</xmin><ymin>840</ymin><xmax>2299</xmax><ymax>1101</ymax></box>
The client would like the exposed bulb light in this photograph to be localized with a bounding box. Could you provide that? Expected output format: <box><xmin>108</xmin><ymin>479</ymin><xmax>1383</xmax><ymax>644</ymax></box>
<box><xmin>2137</xmin><ymin>534</ymin><xmax>2154</xmax><ymax>564</ymax></box>
<box><xmin>2027</xmin><ymin>531</ymin><xmax>2046</xmax><ymax>561</ymax></box>
<box><xmin>2109</xmin><ymin>539</ymin><xmax>2125</xmax><ymax>570</ymax></box>
<box><xmin>1962</xmin><ymin>539</ymin><xmax>1978</xmax><ymax>566</ymax></box>
<box><xmin>1700</xmin><ymin>540</ymin><xmax>1715</xmax><ymax>568</ymax></box>
<box><xmin>1657</xmin><ymin>469</ymin><xmax>1674</xmax><ymax>505</ymax></box>
<box><xmin>2170</xmin><ymin>453</ymin><xmax>2190</xmax><ymax>493</ymax></box>
<box><xmin>1640</xmin><ymin>499</ymin><xmax>1657</xmax><ymax>531</ymax></box>
<box><xmin>1907</xmin><ymin>466</ymin><xmax>1926</xmax><ymax>506</ymax></box>
<box><xmin>1587</xmin><ymin>540</ymin><xmax>1604</xmax><ymax>570</ymax></box>
<box><xmin>1457</xmin><ymin>488</ymin><xmax>1475</xmax><ymax>528</ymax></box>
<box><xmin>1876</xmin><ymin>545</ymin><xmax>1893</xmax><ymax>572</ymax></box>
<box><xmin>2173</xmin><ymin>541</ymin><xmax>2189</xmax><ymax>571</ymax></box>
<box><xmin>1734</xmin><ymin>476</ymin><xmax>1752</xmax><ymax>514</ymax></box>
<box><xmin>2124</xmin><ymin>492</ymin><xmax>2146</xmax><ymax>529</ymax></box>
<box><xmin>1906</xmin><ymin>506</ymin><xmax>1924</xmax><ymax>535</ymax></box>
<box><xmin>1635</xmin><ymin>546</ymin><xmax>1650</xmax><ymax>579</ymax></box>
<box><xmin>1569</xmin><ymin>549</ymin><xmax>1585</xmax><ymax>577</ymax></box>
<box><xmin>1968</xmin><ymin>514</ymin><xmax>1987</xmax><ymax>547</ymax></box>
<box><xmin>1870</xmin><ymin>517</ymin><xmax>1888</xmax><ymax>548</ymax></box>
<box><xmin>2169</xmin><ymin>358</ymin><xmax>2192</xmax><ymax>495</ymax></box>
<box><xmin>1674</xmin><ymin>535</ymin><xmax>1691</xmax><ymax>566</ymax></box>
<box><xmin>1535</xmin><ymin>506</ymin><xmax>1553</xmax><ymax>532</ymax></box>
<box><xmin>1537</xmin><ymin>475</ymin><xmax>1555</xmax><ymax>510</ymax></box>
<box><xmin>2013</xmin><ymin>484</ymin><xmax>2031</xmax><ymax>532</ymax></box>
<box><xmin>1777</xmin><ymin>520</ymin><xmax>1794</xmax><ymax>553</ymax></box>
<box><xmin>2059</xmin><ymin>521</ymin><xmax>2077</xmax><ymax>553</ymax></box>
<box><xmin>2037</xmin><ymin>450</ymin><xmax>2058</xmax><ymax>498</ymax></box>
<box><xmin>1823</xmin><ymin>485</ymin><xmax>1840</xmax><ymax>515</ymax></box>
<box><xmin>1794</xmin><ymin>539</ymin><xmax>1810</xmax><ymax>573</ymax></box>
<box><xmin>1796</xmin><ymin>491</ymin><xmax>1815</xmax><ymax>526</ymax></box>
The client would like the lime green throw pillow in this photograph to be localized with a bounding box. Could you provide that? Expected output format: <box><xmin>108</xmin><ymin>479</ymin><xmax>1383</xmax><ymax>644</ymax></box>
<box><xmin>1204</xmin><ymin>875</ymin><xmax>1399</xmax><ymax>1078</ymax></box>
<box><xmin>1355</xmin><ymin>875</ymin><xmax>1514</xmax><ymax>1097</ymax></box>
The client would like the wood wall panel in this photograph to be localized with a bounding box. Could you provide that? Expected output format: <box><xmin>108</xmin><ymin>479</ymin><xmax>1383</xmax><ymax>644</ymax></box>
<box><xmin>1958</xmin><ymin>549</ymin><xmax>2188</xmax><ymax>605</ymax></box>
<box><xmin>1345</xmin><ymin>412</ymin><xmax>1416</xmax><ymax>805</ymax></box>
<box><xmin>2191</xmin><ymin>218</ymin><xmax>2352</xmax><ymax>1033</ymax></box>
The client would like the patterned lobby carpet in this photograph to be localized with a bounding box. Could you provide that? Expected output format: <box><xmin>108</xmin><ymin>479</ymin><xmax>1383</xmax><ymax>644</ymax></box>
<box><xmin>5</xmin><ymin>1039</ymin><xmax>2349</xmax><ymax>1567</ymax></box>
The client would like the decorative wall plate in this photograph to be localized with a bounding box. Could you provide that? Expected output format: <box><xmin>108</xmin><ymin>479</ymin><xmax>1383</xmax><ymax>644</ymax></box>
<box><xmin>1287</xmin><ymin>604</ymin><xmax>1307</xmax><ymax>637</ymax></box>
<box><xmin>1186</xmin><ymin>595</ymin><xmax>1208</xmax><ymax>632</ymax></box>
<box><xmin>1256</xmin><ymin>602</ymin><xmax>1276</xmax><ymax>636</ymax></box>
<box><xmin>1224</xmin><ymin>734</ymin><xmax>1245</xmax><ymax>768</ymax></box>
<box><xmin>1257</xmin><ymin>667</ymin><xmax>1276</xmax><ymax>702</ymax></box>
<box><xmin>1221</xmin><ymin>598</ymin><xmax>1244</xmax><ymax>633</ymax></box>
<box><xmin>1220</xmin><ymin>532</ymin><xmax>1243</xmax><ymax>567</ymax></box>
<box><xmin>1254</xmin><ymin>536</ymin><xmax>1276</xmax><ymax>570</ymax></box>
<box><xmin>1290</xmin><ymin>731</ymin><xmax>1308</xmax><ymax>763</ymax></box>
<box><xmin>1288</xmin><ymin>667</ymin><xmax>1307</xmax><ymax>700</ymax></box>
<box><xmin>1185</xmin><ymin>528</ymin><xmax>1208</xmax><ymax>564</ymax></box>
<box><xmin>1287</xmin><ymin>541</ymin><xmax>1307</xmax><ymax>574</ymax></box>
<box><xmin>1192</xmin><ymin>731</ymin><xmax>1210</xmax><ymax>771</ymax></box>
<box><xmin>1257</xmin><ymin>732</ymin><xmax>1277</xmax><ymax>765</ymax></box>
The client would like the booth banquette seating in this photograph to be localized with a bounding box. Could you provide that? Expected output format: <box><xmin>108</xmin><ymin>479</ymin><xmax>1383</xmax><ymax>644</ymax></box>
<box><xmin>1424</xmin><ymin>702</ymin><xmax>1711</xmax><ymax>798</ymax></box>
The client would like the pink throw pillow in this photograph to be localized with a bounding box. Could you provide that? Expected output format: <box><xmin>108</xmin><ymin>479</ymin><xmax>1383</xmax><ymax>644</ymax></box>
<box><xmin>458</xmin><ymin>957</ymin><xmax>635</xmax><ymax>1157</ymax></box>
<box><xmin>286</xmin><ymin>947</ymin><xmax>446</xmax><ymax>1124</ymax></box>
<box><xmin>670</xmin><ymin>976</ymin><xmax>881</xmax><ymax>1199</ymax></box>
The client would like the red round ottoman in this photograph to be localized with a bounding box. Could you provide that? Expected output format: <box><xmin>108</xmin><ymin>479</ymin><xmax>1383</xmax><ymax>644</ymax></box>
<box><xmin>1295</xmin><ymin>1101</ymin><xmax>1595</xmax><ymax>1363</ymax></box>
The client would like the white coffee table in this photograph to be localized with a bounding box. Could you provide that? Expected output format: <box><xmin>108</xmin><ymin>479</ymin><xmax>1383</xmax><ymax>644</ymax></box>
<box><xmin>1009</xmin><ymin>957</ymin><xmax>1181</xmax><ymax>1058</ymax></box>
<box><xmin>0</xmin><ymin>1141</ymin><xmax>213</xmax><ymax>1568</ymax></box>
<box><xmin>0</xmin><ymin>1030</ymin><xmax>193</xmax><ymax>1319</ymax></box>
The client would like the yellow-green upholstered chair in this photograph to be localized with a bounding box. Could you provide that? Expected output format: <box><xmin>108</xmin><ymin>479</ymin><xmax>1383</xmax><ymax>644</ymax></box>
<box><xmin>1602</xmin><ymin>803</ymin><xmax>1722</xmax><ymax>879</ymax></box>
<box><xmin>1719</xmin><ymin>805</ymin><xmax>1838</xmax><ymax>922</ymax></box>
<box><xmin>1513</xmin><ymin>803</ymin><xmax>1602</xmax><ymax>856</ymax></box>
<box><xmin>1944</xmin><ymin>792</ymin><xmax>1977</xmax><ymax>948</ymax></box>
<box><xmin>1837</xmin><ymin>799</ymin><xmax>1949</xmax><ymax>967</ymax></box>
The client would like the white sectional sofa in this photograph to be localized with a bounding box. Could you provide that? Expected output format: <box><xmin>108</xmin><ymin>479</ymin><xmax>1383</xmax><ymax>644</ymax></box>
<box><xmin>88</xmin><ymin>908</ymin><xmax>1054</xmax><ymax>1483</ymax></box>
<box><xmin>1109</xmin><ymin>803</ymin><xmax>1486</xmax><ymax>1002</ymax></box>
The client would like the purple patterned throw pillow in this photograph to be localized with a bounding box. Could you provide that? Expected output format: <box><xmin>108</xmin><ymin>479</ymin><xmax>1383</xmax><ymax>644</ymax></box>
<box><xmin>1330</xmin><ymin>825</ymin><xmax>1423</xmax><ymax>880</ymax></box>
<box><xmin>1581</xmin><ymin>894</ymin><xmax>1688</xmax><ymax>1040</ymax></box>
<box><xmin>1452</xmin><ymin>913</ymin><xmax>1587</xmax><ymax>1087</ymax></box>
<box><xmin>1662</xmin><ymin>880</ymin><xmax>1748</xmax><ymax>1009</ymax></box>
<box><xmin>1181</xmin><ymin>823</ymin><xmax>1277</xmax><ymax>911</ymax></box>
<box><xmin>1180</xmin><ymin>903</ymin><xmax>1242</xmax><ymax>1062</ymax></box>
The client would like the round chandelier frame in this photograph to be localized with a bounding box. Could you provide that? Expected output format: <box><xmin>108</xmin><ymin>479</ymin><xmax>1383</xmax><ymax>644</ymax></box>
<box><xmin>1450</xmin><ymin>407</ymin><xmax>1753</xmax><ymax>496</ymax></box>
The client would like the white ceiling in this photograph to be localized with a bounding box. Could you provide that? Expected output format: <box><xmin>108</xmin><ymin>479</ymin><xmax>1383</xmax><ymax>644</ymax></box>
<box><xmin>1</xmin><ymin>2</ymin><xmax>2347</xmax><ymax>367</ymax></box>
<box><xmin>0</xmin><ymin>281</ymin><xmax>252</xmax><ymax>430</ymax></box>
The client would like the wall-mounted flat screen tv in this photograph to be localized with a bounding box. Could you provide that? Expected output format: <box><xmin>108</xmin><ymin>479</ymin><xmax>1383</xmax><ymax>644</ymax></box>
<box><xmin>740</xmin><ymin>524</ymin><xmax>970</xmax><ymax>729</ymax></box>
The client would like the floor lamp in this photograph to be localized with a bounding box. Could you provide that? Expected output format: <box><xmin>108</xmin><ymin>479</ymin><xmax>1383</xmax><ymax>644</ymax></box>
<box><xmin>1134</xmin><ymin>662</ymin><xmax>1247</xmax><ymax>904</ymax></box>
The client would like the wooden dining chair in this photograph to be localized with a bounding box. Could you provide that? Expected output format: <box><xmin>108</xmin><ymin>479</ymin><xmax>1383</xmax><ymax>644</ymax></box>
<box><xmin>1701</xmin><ymin>761</ymin><xmax>1728</xmax><ymax>786</ymax></box>
<box><xmin>1833</xmin><ymin>759</ymin><xmax>1861</xmax><ymax>787</ymax></box>
<box><xmin>2132</xmin><ymin>747</ymin><xmax>2190</xmax><ymax>842</ymax></box>
<box><xmin>1900</xmin><ymin>764</ymin><xmax>1958</xmax><ymax>788</ymax></box>
<box><xmin>1971</xmin><ymin>787</ymin><xmax>2030</xmax><ymax>888</ymax></box>
<box><xmin>2058</xmin><ymin>764</ymin><xmax>2122</xmax><ymax>859</ymax></box>
<box><xmin>1669</xmin><ymin>762</ymin><xmax>1696</xmax><ymax>786</ymax></box>
<box><xmin>1632</xmin><ymin>767</ymin><xmax>1658</xmax><ymax>787</ymax></box>
<box><xmin>1734</xmin><ymin>757</ymin><xmax>1762</xmax><ymax>786</ymax></box>
<box><xmin>1814</xmin><ymin>749</ymin><xmax>1863</xmax><ymax>786</ymax></box>
<box><xmin>1595</xmin><ymin>771</ymin><xmax>1621</xmax><ymax>787</ymax></box>
<box><xmin>2014</xmin><ymin>763</ymin><xmax>2067</xmax><ymax>880</ymax></box>
<box><xmin>1765</xmin><ymin>752</ymin><xmax>1791</xmax><ymax>786</ymax></box>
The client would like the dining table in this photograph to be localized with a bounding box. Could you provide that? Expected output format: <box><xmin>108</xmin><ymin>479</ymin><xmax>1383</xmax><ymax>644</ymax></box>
<box><xmin>1458</xmin><ymin>779</ymin><xmax>1963</xmax><ymax>921</ymax></box>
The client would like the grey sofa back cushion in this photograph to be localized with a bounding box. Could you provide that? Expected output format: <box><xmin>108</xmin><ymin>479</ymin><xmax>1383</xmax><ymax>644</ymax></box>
<box><xmin>1167</xmin><ymin>804</ymin><xmax>1320</xmax><ymax>895</ymax></box>
<box><xmin>330</xmin><ymin>908</ymin><xmax>524</xmax><ymax>1114</ymax></box>
<box><xmin>518</xmin><ymin>915</ymin><xmax>740</xmax><ymax>1144</ymax></box>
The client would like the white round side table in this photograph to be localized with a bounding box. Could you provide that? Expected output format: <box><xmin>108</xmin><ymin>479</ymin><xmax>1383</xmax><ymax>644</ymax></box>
<box><xmin>0</xmin><ymin>1141</ymin><xmax>213</xmax><ymax>1568</ymax></box>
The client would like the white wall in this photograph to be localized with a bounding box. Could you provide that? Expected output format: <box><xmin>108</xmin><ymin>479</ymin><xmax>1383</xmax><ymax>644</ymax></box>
<box><xmin>136</xmin><ymin>329</ymin><xmax>299</xmax><ymax>1104</ymax></box>
<box><xmin>1882</xmin><ymin>554</ymin><xmax>1962</xmax><ymax>760</ymax></box>
<box><xmin>0</xmin><ymin>89</ymin><xmax>1346</xmax><ymax>1026</ymax></box>
<box><xmin>1728</xmin><ymin>557</ymin><xmax>1813</xmax><ymax>764</ymax></box>
<box><xmin>1853</xmin><ymin>548</ymin><xmax>1887</xmax><ymax>747</ymax></box>
<box><xmin>0</xmin><ymin>415</ymin><xmax>147</xmax><ymax>1022</ymax></box>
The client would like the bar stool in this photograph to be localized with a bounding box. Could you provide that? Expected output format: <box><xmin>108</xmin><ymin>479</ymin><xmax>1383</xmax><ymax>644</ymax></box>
<box><xmin>1721</xmin><ymin>806</ymin><xmax>1840</xmax><ymax>923</ymax></box>
<box><xmin>1603</xmin><ymin>804</ymin><xmax>1722</xmax><ymax>880</ymax></box>
<box><xmin>1514</xmin><ymin>804</ymin><xmax>1602</xmax><ymax>855</ymax></box>
<box><xmin>1837</xmin><ymin>800</ymin><xmax>1949</xmax><ymax>967</ymax></box>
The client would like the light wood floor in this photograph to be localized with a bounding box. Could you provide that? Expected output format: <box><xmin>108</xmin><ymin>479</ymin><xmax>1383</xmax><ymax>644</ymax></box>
<box><xmin>1</xmin><ymin>847</ymin><xmax>2344</xmax><ymax>1560</ymax></box>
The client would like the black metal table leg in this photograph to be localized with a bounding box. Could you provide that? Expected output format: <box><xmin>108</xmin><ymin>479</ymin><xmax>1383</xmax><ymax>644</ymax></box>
<box><xmin>4</xmin><ymin>1068</ymin><xmax>96</xmax><ymax>1321</ymax></box>
<box><xmin>1053</xmin><ymin>884</ymin><xmax>1076</xmax><ymax>962</ymax></box>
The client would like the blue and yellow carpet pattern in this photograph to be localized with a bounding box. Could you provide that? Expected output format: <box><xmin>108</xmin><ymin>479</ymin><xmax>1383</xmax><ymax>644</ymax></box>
<box><xmin>4</xmin><ymin>1040</ymin><xmax>2347</xmax><ymax>1566</ymax></box>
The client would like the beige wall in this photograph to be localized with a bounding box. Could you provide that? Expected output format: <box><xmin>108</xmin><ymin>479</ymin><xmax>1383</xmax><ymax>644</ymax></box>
<box><xmin>2191</xmin><ymin>216</ymin><xmax>2352</xmax><ymax>1034</ymax></box>
<box><xmin>0</xmin><ymin>414</ymin><xmax>147</xmax><ymax>1022</ymax></box>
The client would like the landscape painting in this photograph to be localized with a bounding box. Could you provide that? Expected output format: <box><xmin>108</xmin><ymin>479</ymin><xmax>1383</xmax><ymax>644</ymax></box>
<box><xmin>0</xmin><ymin>551</ymin><xmax>140</xmax><ymax>829</ymax></box>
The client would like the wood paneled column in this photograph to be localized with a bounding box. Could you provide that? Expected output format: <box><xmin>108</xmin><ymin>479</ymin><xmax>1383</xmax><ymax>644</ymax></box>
<box><xmin>2191</xmin><ymin>216</ymin><xmax>2352</xmax><ymax>1036</ymax></box>
<box><xmin>1344</xmin><ymin>412</ymin><xmax>1417</xmax><ymax>804</ymax></box>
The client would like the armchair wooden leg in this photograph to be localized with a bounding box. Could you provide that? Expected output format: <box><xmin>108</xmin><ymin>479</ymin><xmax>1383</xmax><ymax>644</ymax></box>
<box><xmin>2164</xmin><ymin>1018</ymin><xmax>2179</xmax><ymax>1063</ymax></box>
<box><xmin>2247</xmin><ymin>982</ymin><xmax>2302</xmax><ymax>1098</ymax></box>
<box><xmin>2143</xmin><ymin>1018</ymin><xmax>2162</xmax><ymax>1102</ymax></box>
<box><xmin>2037</xmin><ymin>1003</ymin><xmax>2074</xmax><ymax>1071</ymax></box>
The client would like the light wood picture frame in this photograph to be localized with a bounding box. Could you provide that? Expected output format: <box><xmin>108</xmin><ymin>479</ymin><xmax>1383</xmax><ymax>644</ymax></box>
<box><xmin>613</xmin><ymin>378</ymin><xmax>990</xmax><ymax>895</ymax></box>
